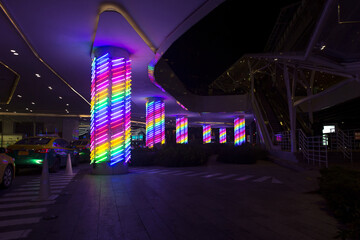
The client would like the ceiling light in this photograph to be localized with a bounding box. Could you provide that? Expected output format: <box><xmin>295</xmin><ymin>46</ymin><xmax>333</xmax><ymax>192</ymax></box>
<box><xmin>25</xmin><ymin>108</ymin><xmax>29</xmax><ymax>110</ymax></box>
<box><xmin>35</xmin><ymin>74</ymin><xmax>41</xmax><ymax>78</ymax></box>
<box><xmin>48</xmin><ymin>86</ymin><xmax>53</xmax><ymax>90</ymax></box>
<box><xmin>10</xmin><ymin>50</ymin><xmax>16</xmax><ymax>53</ymax></box>
<box><xmin>31</xmin><ymin>102</ymin><xmax>35</xmax><ymax>105</ymax></box>
<box><xmin>59</xmin><ymin>96</ymin><xmax>62</xmax><ymax>99</ymax></box>
<box><xmin>320</xmin><ymin>45</ymin><xmax>326</xmax><ymax>51</ymax></box>
<box><xmin>13</xmin><ymin>52</ymin><xmax>19</xmax><ymax>56</ymax></box>
<box><xmin>17</xmin><ymin>94</ymin><xmax>22</xmax><ymax>98</ymax></box>
<box><xmin>66</xmin><ymin>103</ymin><xmax>69</xmax><ymax>106</ymax></box>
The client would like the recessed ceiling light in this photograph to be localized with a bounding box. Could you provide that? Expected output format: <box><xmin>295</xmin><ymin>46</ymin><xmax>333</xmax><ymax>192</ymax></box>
<box><xmin>10</xmin><ymin>50</ymin><xmax>16</xmax><ymax>53</ymax></box>
<box><xmin>59</xmin><ymin>96</ymin><xmax>62</xmax><ymax>99</ymax></box>
<box><xmin>48</xmin><ymin>86</ymin><xmax>53</xmax><ymax>90</ymax></box>
<box><xmin>13</xmin><ymin>52</ymin><xmax>19</xmax><ymax>56</ymax></box>
<box><xmin>17</xmin><ymin>94</ymin><xmax>22</xmax><ymax>98</ymax></box>
<box><xmin>31</xmin><ymin>102</ymin><xmax>35</xmax><ymax>105</ymax></box>
<box><xmin>35</xmin><ymin>74</ymin><xmax>41</xmax><ymax>78</ymax></box>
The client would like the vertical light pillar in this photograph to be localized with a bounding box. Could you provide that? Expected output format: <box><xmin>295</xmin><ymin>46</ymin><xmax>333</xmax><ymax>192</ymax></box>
<box><xmin>176</xmin><ymin>116</ymin><xmax>188</xmax><ymax>144</ymax></box>
<box><xmin>203</xmin><ymin>125</ymin><xmax>211</xmax><ymax>144</ymax></box>
<box><xmin>219</xmin><ymin>128</ymin><xmax>226</xmax><ymax>144</ymax></box>
<box><xmin>146</xmin><ymin>97</ymin><xmax>165</xmax><ymax>148</ymax></box>
<box><xmin>90</xmin><ymin>47</ymin><xmax>131</xmax><ymax>174</ymax></box>
<box><xmin>234</xmin><ymin>117</ymin><xmax>245</xmax><ymax>146</ymax></box>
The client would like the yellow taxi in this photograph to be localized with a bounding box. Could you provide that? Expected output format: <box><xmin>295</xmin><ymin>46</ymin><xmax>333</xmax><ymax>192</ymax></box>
<box><xmin>7</xmin><ymin>136</ymin><xmax>76</xmax><ymax>172</ymax></box>
<box><xmin>0</xmin><ymin>147</ymin><xmax>15</xmax><ymax>188</ymax></box>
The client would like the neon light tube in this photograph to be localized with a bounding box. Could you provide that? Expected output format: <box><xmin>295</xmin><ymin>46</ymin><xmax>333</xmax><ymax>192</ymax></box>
<box><xmin>234</xmin><ymin>117</ymin><xmax>245</xmax><ymax>146</ymax></box>
<box><xmin>176</xmin><ymin>117</ymin><xmax>188</xmax><ymax>144</ymax></box>
<box><xmin>219</xmin><ymin>128</ymin><xmax>226</xmax><ymax>144</ymax></box>
<box><xmin>203</xmin><ymin>125</ymin><xmax>211</xmax><ymax>144</ymax></box>
<box><xmin>146</xmin><ymin>98</ymin><xmax>165</xmax><ymax>148</ymax></box>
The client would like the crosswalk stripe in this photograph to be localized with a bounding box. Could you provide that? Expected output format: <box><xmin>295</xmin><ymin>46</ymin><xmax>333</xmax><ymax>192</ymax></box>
<box><xmin>272</xmin><ymin>178</ymin><xmax>283</xmax><ymax>184</ymax></box>
<box><xmin>173</xmin><ymin>171</ymin><xmax>193</xmax><ymax>176</ymax></box>
<box><xmin>202</xmin><ymin>173</ymin><xmax>222</xmax><ymax>178</ymax></box>
<box><xmin>253</xmin><ymin>176</ymin><xmax>271</xmax><ymax>182</ymax></box>
<box><xmin>0</xmin><ymin>217</ymin><xmax>41</xmax><ymax>227</ymax></box>
<box><xmin>217</xmin><ymin>174</ymin><xmax>238</xmax><ymax>180</ymax></box>
<box><xmin>186</xmin><ymin>172</ymin><xmax>209</xmax><ymax>177</ymax></box>
<box><xmin>0</xmin><ymin>201</ymin><xmax>55</xmax><ymax>209</ymax></box>
<box><xmin>0</xmin><ymin>229</ymin><xmax>32</xmax><ymax>240</ymax></box>
<box><xmin>4</xmin><ymin>190</ymin><xmax>61</xmax><ymax>197</ymax></box>
<box><xmin>0</xmin><ymin>208</ymin><xmax>47</xmax><ymax>217</ymax></box>
<box><xmin>0</xmin><ymin>196</ymin><xmax>38</xmax><ymax>202</ymax></box>
<box><xmin>14</xmin><ymin>186</ymin><xmax>65</xmax><ymax>192</ymax></box>
<box><xmin>234</xmin><ymin>175</ymin><xmax>254</xmax><ymax>181</ymax></box>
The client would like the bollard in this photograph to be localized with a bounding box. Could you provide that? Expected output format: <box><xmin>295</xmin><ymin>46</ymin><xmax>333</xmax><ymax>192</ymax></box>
<box><xmin>36</xmin><ymin>153</ymin><xmax>51</xmax><ymax>201</ymax></box>
<box><xmin>65</xmin><ymin>153</ymin><xmax>73</xmax><ymax>175</ymax></box>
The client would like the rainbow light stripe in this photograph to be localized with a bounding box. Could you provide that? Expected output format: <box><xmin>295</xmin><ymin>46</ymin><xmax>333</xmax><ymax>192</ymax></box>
<box><xmin>219</xmin><ymin>128</ymin><xmax>226</xmax><ymax>144</ymax></box>
<box><xmin>176</xmin><ymin>117</ymin><xmax>188</xmax><ymax>144</ymax></box>
<box><xmin>234</xmin><ymin>117</ymin><xmax>245</xmax><ymax>146</ymax></box>
<box><xmin>146</xmin><ymin>98</ymin><xmax>165</xmax><ymax>148</ymax></box>
<box><xmin>90</xmin><ymin>53</ymin><xmax>131</xmax><ymax>166</ymax></box>
<box><xmin>203</xmin><ymin>125</ymin><xmax>211</xmax><ymax>144</ymax></box>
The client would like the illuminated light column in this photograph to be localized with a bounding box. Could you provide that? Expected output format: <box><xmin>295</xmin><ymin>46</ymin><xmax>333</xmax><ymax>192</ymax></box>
<box><xmin>90</xmin><ymin>47</ymin><xmax>131</xmax><ymax>174</ymax></box>
<box><xmin>203</xmin><ymin>125</ymin><xmax>211</xmax><ymax>144</ymax></box>
<box><xmin>219</xmin><ymin>128</ymin><xmax>226</xmax><ymax>144</ymax></box>
<box><xmin>176</xmin><ymin>116</ymin><xmax>188</xmax><ymax>144</ymax></box>
<box><xmin>234</xmin><ymin>117</ymin><xmax>245</xmax><ymax>146</ymax></box>
<box><xmin>146</xmin><ymin>97</ymin><xmax>165</xmax><ymax>148</ymax></box>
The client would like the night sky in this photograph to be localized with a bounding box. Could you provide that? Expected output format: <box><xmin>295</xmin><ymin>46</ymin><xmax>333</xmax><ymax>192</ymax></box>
<box><xmin>163</xmin><ymin>0</ymin><xmax>301</xmax><ymax>92</ymax></box>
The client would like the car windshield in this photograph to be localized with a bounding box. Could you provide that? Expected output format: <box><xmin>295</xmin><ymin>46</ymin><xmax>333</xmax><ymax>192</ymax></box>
<box><xmin>15</xmin><ymin>137</ymin><xmax>51</xmax><ymax>145</ymax></box>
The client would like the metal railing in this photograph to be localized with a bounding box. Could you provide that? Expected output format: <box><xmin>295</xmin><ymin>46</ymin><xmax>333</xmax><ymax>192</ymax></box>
<box><xmin>337</xmin><ymin>128</ymin><xmax>353</xmax><ymax>162</ymax></box>
<box><xmin>298</xmin><ymin>129</ymin><xmax>328</xmax><ymax>168</ymax></box>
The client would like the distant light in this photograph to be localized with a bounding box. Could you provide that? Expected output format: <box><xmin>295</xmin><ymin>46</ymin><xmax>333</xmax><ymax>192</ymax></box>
<box><xmin>10</xmin><ymin>50</ymin><xmax>16</xmax><ymax>53</ymax></box>
<box><xmin>31</xmin><ymin>102</ymin><xmax>35</xmax><ymax>105</ymax></box>
<box><xmin>25</xmin><ymin>108</ymin><xmax>29</xmax><ymax>110</ymax></box>
<box><xmin>5</xmin><ymin>109</ymin><xmax>8</xmax><ymax>111</ymax></box>
<box><xmin>274</xmin><ymin>58</ymin><xmax>278</xmax><ymax>61</ymax></box>
<box><xmin>59</xmin><ymin>96</ymin><xmax>62</xmax><ymax>99</ymax></box>
<box><xmin>35</xmin><ymin>74</ymin><xmax>41</xmax><ymax>78</ymax></box>
<box><xmin>48</xmin><ymin>86</ymin><xmax>53</xmax><ymax>90</ymax></box>
<box><xmin>17</xmin><ymin>94</ymin><xmax>22</xmax><ymax>98</ymax></box>
<box><xmin>320</xmin><ymin>45</ymin><xmax>326</xmax><ymax>51</ymax></box>
<box><xmin>30</xmin><ymin>110</ymin><xmax>33</xmax><ymax>112</ymax></box>
<box><xmin>13</xmin><ymin>111</ymin><xmax>16</xmax><ymax>113</ymax></box>
<box><xmin>66</xmin><ymin>103</ymin><xmax>69</xmax><ymax>106</ymax></box>
<box><xmin>13</xmin><ymin>52</ymin><xmax>19</xmax><ymax>56</ymax></box>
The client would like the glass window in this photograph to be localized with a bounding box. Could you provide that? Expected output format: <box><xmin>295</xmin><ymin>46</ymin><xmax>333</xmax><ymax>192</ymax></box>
<box><xmin>16</xmin><ymin>137</ymin><xmax>51</xmax><ymax>145</ymax></box>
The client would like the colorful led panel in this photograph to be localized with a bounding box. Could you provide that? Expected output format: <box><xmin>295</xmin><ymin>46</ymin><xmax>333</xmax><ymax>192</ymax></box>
<box><xmin>234</xmin><ymin>117</ymin><xmax>245</xmax><ymax>146</ymax></box>
<box><xmin>219</xmin><ymin>128</ymin><xmax>226</xmax><ymax>144</ymax></box>
<box><xmin>203</xmin><ymin>125</ymin><xmax>211</xmax><ymax>144</ymax></box>
<box><xmin>146</xmin><ymin>98</ymin><xmax>165</xmax><ymax>148</ymax></box>
<box><xmin>90</xmin><ymin>53</ymin><xmax>132</xmax><ymax>166</ymax></box>
<box><xmin>176</xmin><ymin>117</ymin><xmax>188</xmax><ymax>144</ymax></box>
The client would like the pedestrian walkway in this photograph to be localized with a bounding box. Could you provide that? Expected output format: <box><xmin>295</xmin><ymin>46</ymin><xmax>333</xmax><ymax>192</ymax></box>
<box><xmin>0</xmin><ymin>171</ymin><xmax>78</xmax><ymax>240</ymax></box>
<box><xmin>131</xmin><ymin>167</ymin><xmax>283</xmax><ymax>184</ymax></box>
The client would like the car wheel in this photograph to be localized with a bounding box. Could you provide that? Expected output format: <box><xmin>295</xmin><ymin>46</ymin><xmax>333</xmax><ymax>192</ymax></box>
<box><xmin>50</xmin><ymin>157</ymin><xmax>60</xmax><ymax>173</ymax></box>
<box><xmin>1</xmin><ymin>165</ymin><xmax>13</xmax><ymax>188</ymax></box>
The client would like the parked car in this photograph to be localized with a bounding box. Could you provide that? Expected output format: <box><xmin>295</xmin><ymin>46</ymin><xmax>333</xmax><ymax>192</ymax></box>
<box><xmin>71</xmin><ymin>139</ymin><xmax>90</xmax><ymax>163</ymax></box>
<box><xmin>7</xmin><ymin>137</ymin><xmax>76</xmax><ymax>172</ymax></box>
<box><xmin>0</xmin><ymin>147</ymin><xmax>15</xmax><ymax>188</ymax></box>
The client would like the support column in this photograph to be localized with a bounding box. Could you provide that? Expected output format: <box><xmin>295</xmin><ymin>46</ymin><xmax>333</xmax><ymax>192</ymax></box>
<box><xmin>91</xmin><ymin>47</ymin><xmax>131</xmax><ymax>174</ymax></box>
<box><xmin>176</xmin><ymin>116</ymin><xmax>188</xmax><ymax>144</ymax></box>
<box><xmin>284</xmin><ymin>65</ymin><xmax>297</xmax><ymax>152</ymax></box>
<box><xmin>146</xmin><ymin>97</ymin><xmax>165</xmax><ymax>148</ymax></box>
<box><xmin>203</xmin><ymin>125</ymin><xmax>211</xmax><ymax>144</ymax></box>
<box><xmin>219</xmin><ymin>128</ymin><xmax>226</xmax><ymax>144</ymax></box>
<box><xmin>234</xmin><ymin>117</ymin><xmax>245</xmax><ymax>146</ymax></box>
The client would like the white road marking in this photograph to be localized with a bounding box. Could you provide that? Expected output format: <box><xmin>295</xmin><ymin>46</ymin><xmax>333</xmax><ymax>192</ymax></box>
<box><xmin>0</xmin><ymin>201</ymin><xmax>55</xmax><ymax>209</ymax></box>
<box><xmin>202</xmin><ymin>173</ymin><xmax>222</xmax><ymax>178</ymax></box>
<box><xmin>217</xmin><ymin>174</ymin><xmax>238</xmax><ymax>180</ymax></box>
<box><xmin>0</xmin><ymin>208</ymin><xmax>47</xmax><ymax>217</ymax></box>
<box><xmin>173</xmin><ymin>171</ymin><xmax>193</xmax><ymax>176</ymax></box>
<box><xmin>160</xmin><ymin>171</ymin><xmax>183</xmax><ymax>175</ymax></box>
<box><xmin>234</xmin><ymin>175</ymin><xmax>254</xmax><ymax>181</ymax></box>
<box><xmin>0</xmin><ymin>229</ymin><xmax>32</xmax><ymax>240</ymax></box>
<box><xmin>272</xmin><ymin>178</ymin><xmax>283</xmax><ymax>184</ymax></box>
<box><xmin>0</xmin><ymin>217</ymin><xmax>41</xmax><ymax>227</ymax></box>
<box><xmin>186</xmin><ymin>172</ymin><xmax>209</xmax><ymax>177</ymax></box>
<box><xmin>253</xmin><ymin>176</ymin><xmax>272</xmax><ymax>182</ymax></box>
